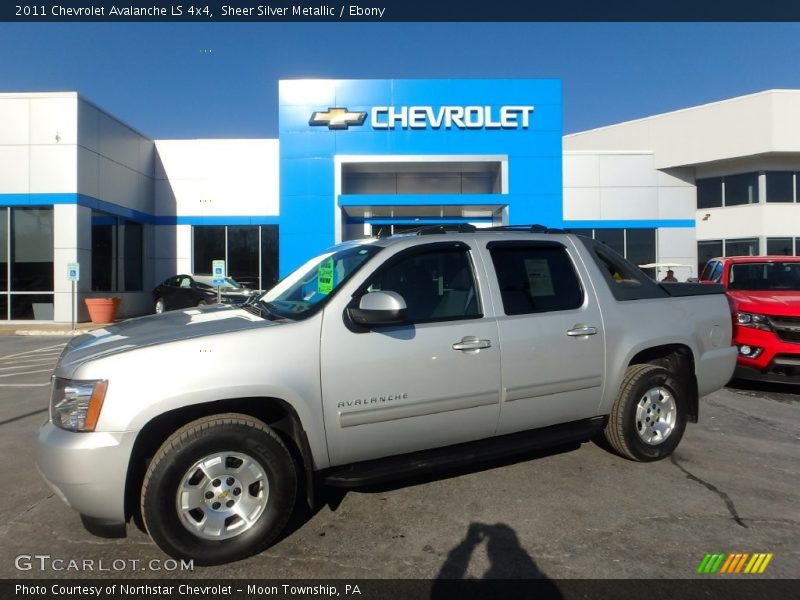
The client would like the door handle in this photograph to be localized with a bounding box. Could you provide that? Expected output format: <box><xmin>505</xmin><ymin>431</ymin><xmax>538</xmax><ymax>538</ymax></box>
<box><xmin>566</xmin><ymin>326</ymin><xmax>598</xmax><ymax>337</ymax></box>
<box><xmin>452</xmin><ymin>337</ymin><xmax>492</xmax><ymax>351</ymax></box>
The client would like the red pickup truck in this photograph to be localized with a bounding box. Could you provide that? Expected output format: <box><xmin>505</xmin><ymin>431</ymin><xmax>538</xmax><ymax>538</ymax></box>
<box><xmin>700</xmin><ymin>256</ymin><xmax>800</xmax><ymax>383</ymax></box>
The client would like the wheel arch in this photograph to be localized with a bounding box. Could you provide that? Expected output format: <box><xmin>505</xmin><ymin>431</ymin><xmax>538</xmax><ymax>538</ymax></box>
<box><xmin>124</xmin><ymin>397</ymin><xmax>316</xmax><ymax>523</ymax></box>
<box><xmin>628</xmin><ymin>343</ymin><xmax>699</xmax><ymax>423</ymax></box>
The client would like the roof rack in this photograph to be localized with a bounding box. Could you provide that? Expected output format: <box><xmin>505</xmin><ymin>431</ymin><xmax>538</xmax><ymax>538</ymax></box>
<box><xmin>483</xmin><ymin>224</ymin><xmax>569</xmax><ymax>234</ymax></box>
<box><xmin>416</xmin><ymin>224</ymin><xmax>478</xmax><ymax>235</ymax></box>
<box><xmin>378</xmin><ymin>223</ymin><xmax>570</xmax><ymax>239</ymax></box>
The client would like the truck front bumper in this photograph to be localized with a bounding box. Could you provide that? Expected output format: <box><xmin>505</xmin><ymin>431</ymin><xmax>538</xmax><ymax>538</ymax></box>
<box><xmin>733</xmin><ymin>327</ymin><xmax>800</xmax><ymax>382</ymax></box>
<box><xmin>36</xmin><ymin>422</ymin><xmax>137</xmax><ymax>523</ymax></box>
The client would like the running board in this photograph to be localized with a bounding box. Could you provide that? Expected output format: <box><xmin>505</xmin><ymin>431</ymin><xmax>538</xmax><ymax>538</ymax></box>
<box><xmin>322</xmin><ymin>416</ymin><xmax>607</xmax><ymax>487</ymax></box>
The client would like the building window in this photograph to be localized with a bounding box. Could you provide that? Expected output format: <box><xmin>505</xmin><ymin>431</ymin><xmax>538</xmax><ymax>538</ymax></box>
<box><xmin>697</xmin><ymin>173</ymin><xmax>762</xmax><ymax>208</ymax></box>
<box><xmin>192</xmin><ymin>225</ymin><xmax>279</xmax><ymax>291</ymax></box>
<box><xmin>91</xmin><ymin>210</ymin><xmax>144</xmax><ymax>292</ymax></box>
<box><xmin>594</xmin><ymin>228</ymin><xmax>625</xmax><ymax>256</ymax></box>
<box><xmin>724</xmin><ymin>237</ymin><xmax>759</xmax><ymax>257</ymax></box>
<box><xmin>724</xmin><ymin>172</ymin><xmax>759</xmax><ymax>206</ymax></box>
<box><xmin>0</xmin><ymin>207</ymin><xmax>54</xmax><ymax>320</ymax></box>
<box><xmin>766</xmin><ymin>237</ymin><xmax>795</xmax><ymax>256</ymax></box>
<box><xmin>697</xmin><ymin>177</ymin><xmax>723</xmax><ymax>209</ymax></box>
<box><xmin>625</xmin><ymin>229</ymin><xmax>657</xmax><ymax>279</ymax></box>
<box><xmin>766</xmin><ymin>171</ymin><xmax>795</xmax><ymax>203</ymax></box>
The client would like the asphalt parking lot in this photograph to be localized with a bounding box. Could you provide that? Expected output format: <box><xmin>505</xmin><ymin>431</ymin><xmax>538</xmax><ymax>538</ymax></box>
<box><xmin>0</xmin><ymin>336</ymin><xmax>797</xmax><ymax>581</ymax></box>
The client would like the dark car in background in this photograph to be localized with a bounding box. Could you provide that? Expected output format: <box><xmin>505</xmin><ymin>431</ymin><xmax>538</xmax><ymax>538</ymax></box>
<box><xmin>152</xmin><ymin>274</ymin><xmax>256</xmax><ymax>313</ymax></box>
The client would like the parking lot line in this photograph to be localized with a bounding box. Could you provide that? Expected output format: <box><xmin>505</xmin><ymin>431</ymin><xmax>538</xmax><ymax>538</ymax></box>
<box><xmin>0</xmin><ymin>368</ymin><xmax>53</xmax><ymax>379</ymax></box>
<box><xmin>0</xmin><ymin>344</ymin><xmax>64</xmax><ymax>359</ymax></box>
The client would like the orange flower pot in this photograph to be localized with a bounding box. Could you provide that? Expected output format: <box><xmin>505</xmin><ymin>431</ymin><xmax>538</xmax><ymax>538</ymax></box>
<box><xmin>85</xmin><ymin>297</ymin><xmax>121</xmax><ymax>324</ymax></box>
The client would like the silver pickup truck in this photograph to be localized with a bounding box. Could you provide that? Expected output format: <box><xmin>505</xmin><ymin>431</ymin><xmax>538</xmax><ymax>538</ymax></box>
<box><xmin>37</xmin><ymin>228</ymin><xmax>737</xmax><ymax>565</ymax></box>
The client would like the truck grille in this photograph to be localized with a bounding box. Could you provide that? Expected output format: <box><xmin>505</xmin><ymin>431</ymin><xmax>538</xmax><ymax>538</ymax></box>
<box><xmin>769</xmin><ymin>316</ymin><xmax>800</xmax><ymax>343</ymax></box>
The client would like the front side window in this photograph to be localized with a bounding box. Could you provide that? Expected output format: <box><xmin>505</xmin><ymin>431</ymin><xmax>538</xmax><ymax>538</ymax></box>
<box><xmin>700</xmin><ymin>260</ymin><xmax>718</xmax><ymax>282</ymax></box>
<box><xmin>489</xmin><ymin>243</ymin><xmax>583</xmax><ymax>315</ymax></box>
<box><xmin>364</xmin><ymin>246</ymin><xmax>481</xmax><ymax>323</ymax></box>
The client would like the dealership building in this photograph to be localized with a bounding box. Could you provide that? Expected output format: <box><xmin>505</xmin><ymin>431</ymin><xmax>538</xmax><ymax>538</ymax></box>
<box><xmin>1</xmin><ymin>79</ymin><xmax>799</xmax><ymax>322</ymax></box>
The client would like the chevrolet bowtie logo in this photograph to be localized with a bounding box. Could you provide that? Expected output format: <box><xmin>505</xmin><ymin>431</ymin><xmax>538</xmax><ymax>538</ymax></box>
<box><xmin>309</xmin><ymin>107</ymin><xmax>367</xmax><ymax>130</ymax></box>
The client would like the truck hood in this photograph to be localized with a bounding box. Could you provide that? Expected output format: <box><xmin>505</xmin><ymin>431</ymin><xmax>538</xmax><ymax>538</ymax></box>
<box><xmin>727</xmin><ymin>290</ymin><xmax>800</xmax><ymax>316</ymax></box>
<box><xmin>59</xmin><ymin>305</ymin><xmax>274</xmax><ymax>371</ymax></box>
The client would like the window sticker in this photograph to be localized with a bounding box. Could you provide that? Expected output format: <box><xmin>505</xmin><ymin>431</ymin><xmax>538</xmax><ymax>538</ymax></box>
<box><xmin>317</xmin><ymin>257</ymin><xmax>335</xmax><ymax>295</ymax></box>
<box><xmin>523</xmin><ymin>258</ymin><xmax>555</xmax><ymax>296</ymax></box>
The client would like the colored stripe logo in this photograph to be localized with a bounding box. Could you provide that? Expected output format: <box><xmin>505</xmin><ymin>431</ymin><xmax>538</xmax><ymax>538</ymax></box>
<box><xmin>696</xmin><ymin>552</ymin><xmax>773</xmax><ymax>574</ymax></box>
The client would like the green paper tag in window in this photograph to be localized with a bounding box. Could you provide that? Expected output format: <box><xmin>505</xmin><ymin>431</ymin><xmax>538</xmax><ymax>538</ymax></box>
<box><xmin>317</xmin><ymin>258</ymin><xmax>334</xmax><ymax>295</ymax></box>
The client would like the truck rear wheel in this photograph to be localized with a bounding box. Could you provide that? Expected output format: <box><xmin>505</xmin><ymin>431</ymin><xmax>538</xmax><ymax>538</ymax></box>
<box><xmin>603</xmin><ymin>364</ymin><xmax>687</xmax><ymax>462</ymax></box>
<box><xmin>141</xmin><ymin>414</ymin><xmax>297</xmax><ymax>565</ymax></box>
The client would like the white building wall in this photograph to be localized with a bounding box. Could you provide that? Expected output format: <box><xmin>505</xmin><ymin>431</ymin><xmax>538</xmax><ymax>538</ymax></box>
<box><xmin>563</xmin><ymin>151</ymin><xmax>697</xmax><ymax>271</ymax></box>
<box><xmin>152</xmin><ymin>139</ymin><xmax>279</xmax><ymax>284</ymax></box>
<box><xmin>565</xmin><ymin>90</ymin><xmax>800</xmax><ymax>169</ymax></box>
<box><xmin>0</xmin><ymin>93</ymin><xmax>78</xmax><ymax>194</ymax></box>
<box><xmin>694</xmin><ymin>157</ymin><xmax>800</xmax><ymax>248</ymax></box>
<box><xmin>74</xmin><ymin>98</ymin><xmax>156</xmax><ymax>319</ymax></box>
<box><xmin>154</xmin><ymin>139</ymin><xmax>279</xmax><ymax>218</ymax></box>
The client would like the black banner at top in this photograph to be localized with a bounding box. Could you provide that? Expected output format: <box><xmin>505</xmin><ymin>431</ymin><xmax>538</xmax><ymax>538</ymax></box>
<box><xmin>3</xmin><ymin>0</ymin><xmax>800</xmax><ymax>22</ymax></box>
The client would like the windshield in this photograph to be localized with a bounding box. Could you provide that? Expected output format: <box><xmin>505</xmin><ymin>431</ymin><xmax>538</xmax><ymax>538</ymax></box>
<box><xmin>257</xmin><ymin>243</ymin><xmax>382</xmax><ymax>319</ymax></box>
<box><xmin>729</xmin><ymin>262</ymin><xmax>800</xmax><ymax>291</ymax></box>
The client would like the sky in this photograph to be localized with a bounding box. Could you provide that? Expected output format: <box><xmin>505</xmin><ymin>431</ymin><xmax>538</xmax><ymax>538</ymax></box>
<box><xmin>2</xmin><ymin>22</ymin><xmax>800</xmax><ymax>139</ymax></box>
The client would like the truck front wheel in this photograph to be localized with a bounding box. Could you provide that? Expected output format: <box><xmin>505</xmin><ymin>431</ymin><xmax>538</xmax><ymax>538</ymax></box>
<box><xmin>140</xmin><ymin>414</ymin><xmax>297</xmax><ymax>565</ymax></box>
<box><xmin>603</xmin><ymin>364</ymin><xmax>687</xmax><ymax>462</ymax></box>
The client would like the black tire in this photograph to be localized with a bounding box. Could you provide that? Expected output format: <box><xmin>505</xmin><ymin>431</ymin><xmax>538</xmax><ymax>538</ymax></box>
<box><xmin>603</xmin><ymin>364</ymin><xmax>687</xmax><ymax>462</ymax></box>
<box><xmin>154</xmin><ymin>298</ymin><xmax>165</xmax><ymax>314</ymax></box>
<box><xmin>141</xmin><ymin>414</ymin><xmax>297</xmax><ymax>565</ymax></box>
<box><xmin>196</xmin><ymin>299</ymin><xmax>208</xmax><ymax>307</ymax></box>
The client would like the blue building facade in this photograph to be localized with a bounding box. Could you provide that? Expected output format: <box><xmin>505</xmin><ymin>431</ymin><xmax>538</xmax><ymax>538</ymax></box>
<box><xmin>277</xmin><ymin>79</ymin><xmax>562</xmax><ymax>274</ymax></box>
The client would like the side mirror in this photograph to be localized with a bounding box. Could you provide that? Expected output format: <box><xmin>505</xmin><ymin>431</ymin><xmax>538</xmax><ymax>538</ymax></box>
<box><xmin>348</xmin><ymin>290</ymin><xmax>407</xmax><ymax>327</ymax></box>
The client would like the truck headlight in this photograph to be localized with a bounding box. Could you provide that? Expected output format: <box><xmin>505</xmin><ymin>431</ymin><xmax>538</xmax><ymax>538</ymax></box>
<box><xmin>50</xmin><ymin>378</ymin><xmax>108</xmax><ymax>432</ymax></box>
<box><xmin>735</xmin><ymin>312</ymin><xmax>773</xmax><ymax>332</ymax></box>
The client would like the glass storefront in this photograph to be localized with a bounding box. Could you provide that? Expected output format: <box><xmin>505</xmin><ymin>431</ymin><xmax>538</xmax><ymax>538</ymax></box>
<box><xmin>192</xmin><ymin>225</ymin><xmax>279</xmax><ymax>291</ymax></box>
<box><xmin>90</xmin><ymin>210</ymin><xmax>144</xmax><ymax>292</ymax></box>
<box><xmin>0</xmin><ymin>207</ymin><xmax>54</xmax><ymax>320</ymax></box>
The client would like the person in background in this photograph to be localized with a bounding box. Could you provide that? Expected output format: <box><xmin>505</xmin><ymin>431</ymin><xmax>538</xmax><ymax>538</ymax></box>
<box><xmin>661</xmin><ymin>269</ymin><xmax>678</xmax><ymax>282</ymax></box>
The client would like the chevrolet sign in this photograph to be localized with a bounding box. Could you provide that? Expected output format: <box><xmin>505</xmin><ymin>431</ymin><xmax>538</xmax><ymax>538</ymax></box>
<box><xmin>372</xmin><ymin>105</ymin><xmax>534</xmax><ymax>130</ymax></box>
<box><xmin>309</xmin><ymin>105</ymin><xmax>535</xmax><ymax>131</ymax></box>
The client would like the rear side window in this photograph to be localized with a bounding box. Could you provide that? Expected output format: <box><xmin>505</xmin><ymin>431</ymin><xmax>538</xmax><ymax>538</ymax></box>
<box><xmin>488</xmin><ymin>243</ymin><xmax>583</xmax><ymax>315</ymax></box>
<box><xmin>580</xmin><ymin>237</ymin><xmax>668</xmax><ymax>301</ymax></box>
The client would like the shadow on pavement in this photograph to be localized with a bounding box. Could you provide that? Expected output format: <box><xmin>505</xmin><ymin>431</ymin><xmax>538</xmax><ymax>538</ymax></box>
<box><xmin>280</xmin><ymin>442</ymin><xmax>582</xmax><ymax>546</ymax></box>
<box><xmin>431</xmin><ymin>522</ymin><xmax>563</xmax><ymax>598</ymax></box>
